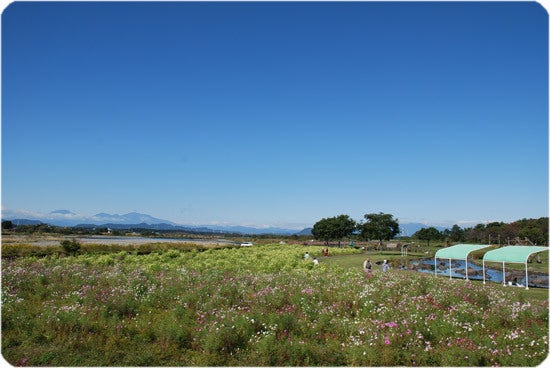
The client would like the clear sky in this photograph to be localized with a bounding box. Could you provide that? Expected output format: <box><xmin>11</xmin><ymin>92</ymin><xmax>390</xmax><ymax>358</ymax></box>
<box><xmin>2</xmin><ymin>1</ymin><xmax>548</xmax><ymax>229</ymax></box>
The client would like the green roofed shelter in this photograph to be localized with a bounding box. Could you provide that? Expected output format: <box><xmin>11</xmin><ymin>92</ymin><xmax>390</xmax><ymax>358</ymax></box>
<box><xmin>482</xmin><ymin>246</ymin><xmax>548</xmax><ymax>290</ymax></box>
<box><xmin>434</xmin><ymin>244</ymin><xmax>492</xmax><ymax>280</ymax></box>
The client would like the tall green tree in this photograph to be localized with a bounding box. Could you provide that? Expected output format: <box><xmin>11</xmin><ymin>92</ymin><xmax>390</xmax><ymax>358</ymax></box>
<box><xmin>448</xmin><ymin>224</ymin><xmax>465</xmax><ymax>242</ymax></box>
<box><xmin>359</xmin><ymin>212</ymin><xmax>399</xmax><ymax>248</ymax></box>
<box><xmin>312</xmin><ymin>214</ymin><xmax>356</xmax><ymax>246</ymax></box>
<box><xmin>332</xmin><ymin>214</ymin><xmax>357</xmax><ymax>247</ymax></box>
<box><xmin>413</xmin><ymin>227</ymin><xmax>443</xmax><ymax>247</ymax></box>
<box><xmin>465</xmin><ymin>223</ymin><xmax>487</xmax><ymax>243</ymax></box>
<box><xmin>312</xmin><ymin>217</ymin><xmax>333</xmax><ymax>245</ymax></box>
<box><xmin>519</xmin><ymin>226</ymin><xmax>545</xmax><ymax>245</ymax></box>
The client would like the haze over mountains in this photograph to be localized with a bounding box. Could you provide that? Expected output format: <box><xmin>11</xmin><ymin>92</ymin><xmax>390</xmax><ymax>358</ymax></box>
<box><xmin>3</xmin><ymin>209</ymin><xmax>308</xmax><ymax>235</ymax></box>
<box><xmin>6</xmin><ymin>209</ymin><xmax>174</xmax><ymax>226</ymax></box>
<box><xmin>3</xmin><ymin>209</ymin><xmax>448</xmax><ymax>236</ymax></box>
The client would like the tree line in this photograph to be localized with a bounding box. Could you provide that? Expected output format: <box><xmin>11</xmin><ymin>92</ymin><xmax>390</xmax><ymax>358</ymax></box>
<box><xmin>413</xmin><ymin>217</ymin><xmax>548</xmax><ymax>246</ymax></box>
<box><xmin>0</xmin><ymin>222</ymin><xmax>220</xmax><ymax>237</ymax></box>
<box><xmin>1</xmin><ymin>222</ymin><xmax>127</xmax><ymax>236</ymax></box>
<box><xmin>311</xmin><ymin>214</ymin><xmax>548</xmax><ymax>246</ymax></box>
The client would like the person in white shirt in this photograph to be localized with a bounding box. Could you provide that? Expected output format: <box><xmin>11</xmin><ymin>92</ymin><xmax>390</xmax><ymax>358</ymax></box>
<box><xmin>382</xmin><ymin>259</ymin><xmax>390</xmax><ymax>273</ymax></box>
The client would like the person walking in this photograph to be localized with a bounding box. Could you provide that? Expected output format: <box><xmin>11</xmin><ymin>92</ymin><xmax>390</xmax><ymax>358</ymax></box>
<box><xmin>382</xmin><ymin>259</ymin><xmax>390</xmax><ymax>273</ymax></box>
<box><xmin>363</xmin><ymin>257</ymin><xmax>372</xmax><ymax>277</ymax></box>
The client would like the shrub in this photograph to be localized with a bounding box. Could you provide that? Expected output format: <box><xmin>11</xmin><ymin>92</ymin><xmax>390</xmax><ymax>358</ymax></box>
<box><xmin>60</xmin><ymin>239</ymin><xmax>81</xmax><ymax>255</ymax></box>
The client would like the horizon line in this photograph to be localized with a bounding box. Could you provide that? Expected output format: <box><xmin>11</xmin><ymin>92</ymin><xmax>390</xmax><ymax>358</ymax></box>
<box><xmin>2</xmin><ymin>207</ymin><xmax>546</xmax><ymax>231</ymax></box>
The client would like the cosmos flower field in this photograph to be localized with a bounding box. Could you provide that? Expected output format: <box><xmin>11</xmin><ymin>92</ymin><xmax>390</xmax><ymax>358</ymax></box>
<box><xmin>2</xmin><ymin>244</ymin><xmax>548</xmax><ymax>366</ymax></box>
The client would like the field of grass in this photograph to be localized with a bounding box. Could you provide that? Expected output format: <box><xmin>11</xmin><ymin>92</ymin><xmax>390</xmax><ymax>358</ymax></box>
<box><xmin>321</xmin><ymin>252</ymin><xmax>549</xmax><ymax>303</ymax></box>
<box><xmin>2</xmin><ymin>243</ymin><xmax>548</xmax><ymax>366</ymax></box>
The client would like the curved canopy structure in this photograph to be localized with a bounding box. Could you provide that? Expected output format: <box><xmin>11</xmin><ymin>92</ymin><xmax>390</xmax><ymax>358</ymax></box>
<box><xmin>483</xmin><ymin>246</ymin><xmax>548</xmax><ymax>264</ymax></box>
<box><xmin>434</xmin><ymin>244</ymin><xmax>492</xmax><ymax>280</ymax></box>
<box><xmin>435</xmin><ymin>244</ymin><xmax>491</xmax><ymax>260</ymax></box>
<box><xmin>482</xmin><ymin>246</ymin><xmax>548</xmax><ymax>289</ymax></box>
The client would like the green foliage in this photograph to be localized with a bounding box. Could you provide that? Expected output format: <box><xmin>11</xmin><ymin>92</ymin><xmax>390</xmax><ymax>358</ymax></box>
<box><xmin>13</xmin><ymin>223</ymin><xmax>57</xmax><ymax>233</ymax></box>
<box><xmin>359</xmin><ymin>212</ymin><xmax>400</xmax><ymax>242</ymax></box>
<box><xmin>60</xmin><ymin>239</ymin><xmax>81</xmax><ymax>255</ymax></box>
<box><xmin>311</xmin><ymin>214</ymin><xmax>356</xmax><ymax>245</ymax></box>
<box><xmin>2</xmin><ymin>244</ymin><xmax>62</xmax><ymax>258</ymax></box>
<box><xmin>416</xmin><ymin>218</ymin><xmax>549</xmax><ymax>246</ymax></box>
<box><xmin>447</xmin><ymin>224</ymin><xmax>465</xmax><ymax>242</ymax></box>
<box><xmin>1</xmin><ymin>241</ymin><xmax>219</xmax><ymax>258</ymax></box>
<box><xmin>462</xmin><ymin>217</ymin><xmax>548</xmax><ymax>245</ymax></box>
<box><xmin>1</xmin><ymin>244</ymin><xmax>547</xmax><ymax>366</ymax></box>
<box><xmin>413</xmin><ymin>227</ymin><xmax>444</xmax><ymax>246</ymax></box>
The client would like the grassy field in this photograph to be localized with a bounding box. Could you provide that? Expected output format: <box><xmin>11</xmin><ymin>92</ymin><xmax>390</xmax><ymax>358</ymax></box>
<box><xmin>321</xmin><ymin>251</ymin><xmax>549</xmax><ymax>302</ymax></box>
<box><xmin>2</xmin><ymin>243</ymin><xmax>548</xmax><ymax>366</ymax></box>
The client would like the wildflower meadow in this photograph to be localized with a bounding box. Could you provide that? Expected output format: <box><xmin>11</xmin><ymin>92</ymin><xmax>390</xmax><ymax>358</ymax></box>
<box><xmin>2</xmin><ymin>244</ymin><xmax>548</xmax><ymax>366</ymax></box>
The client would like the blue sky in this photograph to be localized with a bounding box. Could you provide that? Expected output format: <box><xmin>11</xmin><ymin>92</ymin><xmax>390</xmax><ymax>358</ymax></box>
<box><xmin>2</xmin><ymin>2</ymin><xmax>548</xmax><ymax>229</ymax></box>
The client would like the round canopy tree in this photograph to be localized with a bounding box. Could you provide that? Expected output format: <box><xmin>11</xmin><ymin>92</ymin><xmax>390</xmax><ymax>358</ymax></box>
<box><xmin>413</xmin><ymin>227</ymin><xmax>444</xmax><ymax>247</ymax></box>
<box><xmin>312</xmin><ymin>214</ymin><xmax>356</xmax><ymax>246</ymax></box>
<box><xmin>359</xmin><ymin>212</ymin><xmax>400</xmax><ymax>248</ymax></box>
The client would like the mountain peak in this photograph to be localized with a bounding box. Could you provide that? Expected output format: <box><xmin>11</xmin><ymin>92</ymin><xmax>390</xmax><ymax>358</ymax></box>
<box><xmin>3</xmin><ymin>208</ymin><xmax>308</xmax><ymax>235</ymax></box>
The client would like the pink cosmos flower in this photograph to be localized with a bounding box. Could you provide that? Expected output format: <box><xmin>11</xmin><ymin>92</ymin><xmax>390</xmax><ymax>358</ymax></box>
<box><xmin>384</xmin><ymin>336</ymin><xmax>390</xmax><ymax>345</ymax></box>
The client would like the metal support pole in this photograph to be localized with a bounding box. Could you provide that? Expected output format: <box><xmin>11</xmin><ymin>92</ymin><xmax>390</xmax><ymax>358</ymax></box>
<box><xmin>449</xmin><ymin>258</ymin><xmax>452</xmax><ymax>280</ymax></box>
<box><xmin>525</xmin><ymin>263</ymin><xmax>529</xmax><ymax>290</ymax></box>
<box><xmin>483</xmin><ymin>260</ymin><xmax>486</xmax><ymax>285</ymax></box>
<box><xmin>465</xmin><ymin>258</ymin><xmax>469</xmax><ymax>280</ymax></box>
<box><xmin>502</xmin><ymin>262</ymin><xmax>506</xmax><ymax>286</ymax></box>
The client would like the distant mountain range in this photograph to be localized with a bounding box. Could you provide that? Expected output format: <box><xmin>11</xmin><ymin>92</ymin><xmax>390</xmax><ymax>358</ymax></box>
<box><xmin>3</xmin><ymin>209</ymin><xmax>450</xmax><ymax>236</ymax></box>
<box><xmin>2</xmin><ymin>209</ymin><xmax>175</xmax><ymax>227</ymax></box>
<box><xmin>2</xmin><ymin>209</ymin><xmax>306</xmax><ymax>235</ymax></box>
<box><xmin>295</xmin><ymin>228</ymin><xmax>313</xmax><ymax>236</ymax></box>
